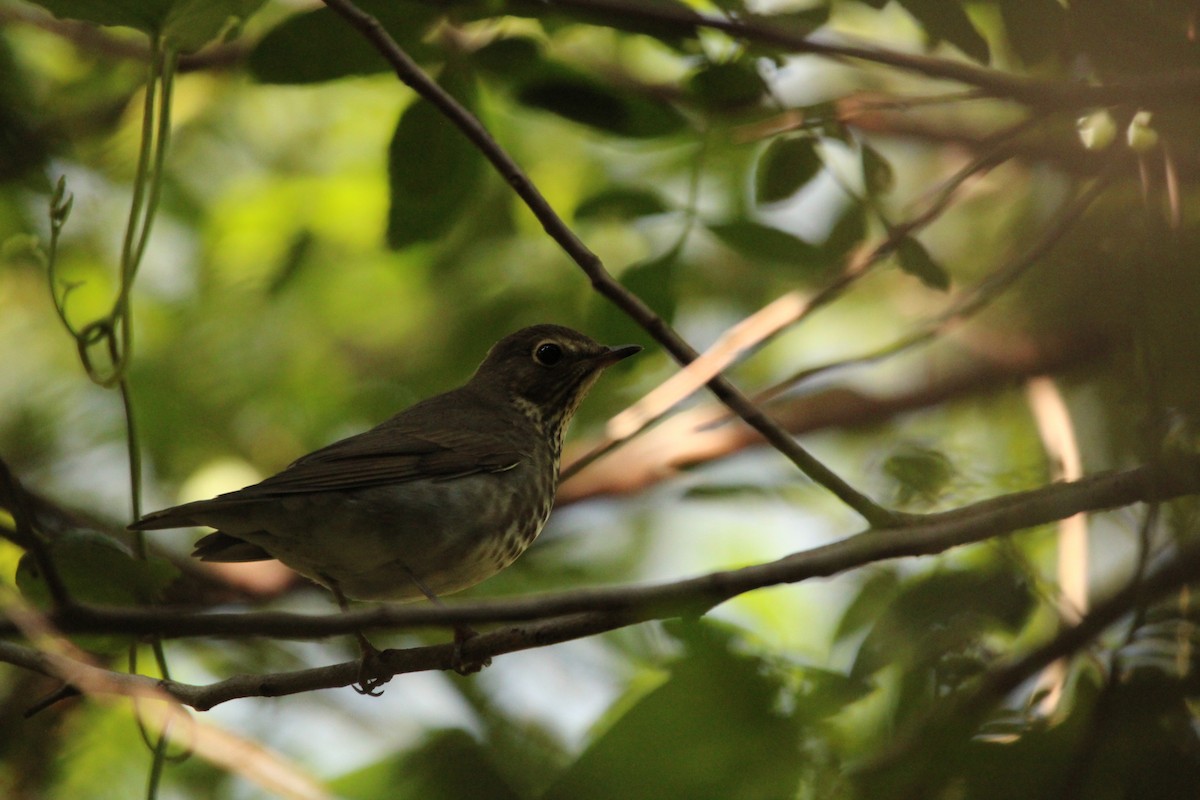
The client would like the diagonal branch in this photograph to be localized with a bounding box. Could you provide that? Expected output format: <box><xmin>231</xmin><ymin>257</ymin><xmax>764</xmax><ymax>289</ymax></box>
<box><xmin>858</xmin><ymin>531</ymin><xmax>1200</xmax><ymax>795</ymax></box>
<box><xmin>564</xmin><ymin>118</ymin><xmax>1051</xmax><ymax>480</ymax></box>
<box><xmin>0</xmin><ymin>459</ymin><xmax>71</xmax><ymax>607</ymax></box>
<box><xmin>560</xmin><ymin>333</ymin><xmax>1108</xmax><ymax>503</ymax></box>
<box><xmin>320</xmin><ymin>0</ymin><xmax>900</xmax><ymax>526</ymax></box>
<box><xmin>0</xmin><ymin>594</ymin><xmax>330</xmax><ymax>797</ymax></box>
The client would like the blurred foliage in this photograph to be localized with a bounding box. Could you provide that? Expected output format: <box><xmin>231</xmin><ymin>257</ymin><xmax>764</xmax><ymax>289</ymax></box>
<box><xmin>2</xmin><ymin>0</ymin><xmax>1200</xmax><ymax>798</ymax></box>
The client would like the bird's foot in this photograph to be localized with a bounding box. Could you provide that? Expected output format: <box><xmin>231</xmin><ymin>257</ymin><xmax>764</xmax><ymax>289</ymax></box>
<box><xmin>352</xmin><ymin>634</ymin><xmax>392</xmax><ymax>696</ymax></box>
<box><xmin>451</xmin><ymin>625</ymin><xmax>492</xmax><ymax>676</ymax></box>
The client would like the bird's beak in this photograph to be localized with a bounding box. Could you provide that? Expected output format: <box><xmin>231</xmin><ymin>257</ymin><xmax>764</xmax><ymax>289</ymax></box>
<box><xmin>596</xmin><ymin>343</ymin><xmax>642</xmax><ymax>366</ymax></box>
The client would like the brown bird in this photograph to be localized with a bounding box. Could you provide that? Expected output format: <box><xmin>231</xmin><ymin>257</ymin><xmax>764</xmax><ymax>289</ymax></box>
<box><xmin>131</xmin><ymin>325</ymin><xmax>640</xmax><ymax>608</ymax></box>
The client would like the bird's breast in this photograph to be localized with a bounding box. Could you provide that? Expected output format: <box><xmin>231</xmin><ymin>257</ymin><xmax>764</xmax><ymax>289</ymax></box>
<box><xmin>316</xmin><ymin>453</ymin><xmax>558</xmax><ymax>600</ymax></box>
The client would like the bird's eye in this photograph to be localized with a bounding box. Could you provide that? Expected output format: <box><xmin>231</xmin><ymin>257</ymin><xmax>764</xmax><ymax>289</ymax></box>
<box><xmin>533</xmin><ymin>342</ymin><xmax>564</xmax><ymax>366</ymax></box>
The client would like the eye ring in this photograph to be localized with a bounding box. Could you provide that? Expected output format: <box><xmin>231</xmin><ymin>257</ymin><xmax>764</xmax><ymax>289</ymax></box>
<box><xmin>533</xmin><ymin>341</ymin><xmax>564</xmax><ymax>366</ymax></box>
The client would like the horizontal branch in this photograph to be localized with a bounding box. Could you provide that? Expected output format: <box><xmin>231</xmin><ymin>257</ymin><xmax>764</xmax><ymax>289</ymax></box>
<box><xmin>0</xmin><ymin>5</ymin><xmax>247</xmax><ymax>71</ymax></box>
<box><xmin>5</xmin><ymin>494</ymin><xmax>1200</xmax><ymax>710</ymax></box>
<box><xmin>3</xmin><ymin>457</ymin><xmax>1195</xmax><ymax>647</ymax></box>
<box><xmin>839</xmin><ymin>96</ymin><xmax>1200</xmax><ymax>179</ymax></box>
<box><xmin>527</xmin><ymin>0</ymin><xmax>1200</xmax><ymax>109</ymax></box>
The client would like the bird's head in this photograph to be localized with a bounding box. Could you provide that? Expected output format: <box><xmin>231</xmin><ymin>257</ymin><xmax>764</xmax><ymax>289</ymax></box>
<box><xmin>470</xmin><ymin>324</ymin><xmax>641</xmax><ymax>432</ymax></box>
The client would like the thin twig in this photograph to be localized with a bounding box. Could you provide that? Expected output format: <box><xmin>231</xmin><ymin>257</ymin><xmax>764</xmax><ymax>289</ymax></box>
<box><xmin>560</xmin><ymin>335</ymin><xmax>1106</xmax><ymax>503</ymax></box>
<box><xmin>859</xmin><ymin>528</ymin><xmax>1200</xmax><ymax>796</ymax></box>
<box><xmin>565</xmin><ymin>120</ymin><xmax>1039</xmax><ymax>478</ymax></box>
<box><xmin>0</xmin><ymin>459</ymin><xmax>71</xmax><ymax>607</ymax></box>
<box><xmin>751</xmin><ymin>170</ymin><xmax>1113</xmax><ymax>406</ymax></box>
<box><xmin>0</xmin><ymin>620</ymin><xmax>329</xmax><ymax>800</ymax></box>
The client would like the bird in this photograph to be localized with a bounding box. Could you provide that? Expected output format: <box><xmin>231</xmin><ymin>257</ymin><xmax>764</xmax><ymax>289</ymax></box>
<box><xmin>129</xmin><ymin>325</ymin><xmax>640</xmax><ymax>682</ymax></box>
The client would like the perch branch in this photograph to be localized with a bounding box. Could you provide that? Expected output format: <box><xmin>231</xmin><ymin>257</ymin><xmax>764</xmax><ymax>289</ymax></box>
<box><xmin>2</xmin><ymin>457</ymin><xmax>1197</xmax><ymax>708</ymax></box>
<box><xmin>2</xmin><ymin>455</ymin><xmax>1195</xmax><ymax>659</ymax></box>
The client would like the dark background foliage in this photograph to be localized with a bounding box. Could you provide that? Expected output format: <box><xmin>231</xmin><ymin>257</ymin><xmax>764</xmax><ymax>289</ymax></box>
<box><xmin>2</xmin><ymin>0</ymin><xmax>1199</xmax><ymax>797</ymax></box>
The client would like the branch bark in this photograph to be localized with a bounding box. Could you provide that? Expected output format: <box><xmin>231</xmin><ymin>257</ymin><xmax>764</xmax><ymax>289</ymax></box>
<box><xmin>319</xmin><ymin>0</ymin><xmax>902</xmax><ymax>528</ymax></box>
<box><xmin>3</xmin><ymin>456</ymin><xmax>1195</xmax><ymax>639</ymax></box>
<box><xmin>3</xmin><ymin>459</ymin><xmax>1198</xmax><ymax>710</ymax></box>
<box><xmin>515</xmin><ymin>0</ymin><xmax>1200</xmax><ymax>109</ymax></box>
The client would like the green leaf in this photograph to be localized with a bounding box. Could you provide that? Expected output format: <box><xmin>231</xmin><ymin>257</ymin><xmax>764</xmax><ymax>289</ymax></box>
<box><xmin>480</xmin><ymin>39</ymin><xmax>690</xmax><ymax>139</ymax></box>
<box><xmin>249</xmin><ymin>1</ymin><xmax>439</xmax><ymax>84</ymax></box>
<box><xmin>28</xmin><ymin>0</ymin><xmax>265</xmax><ymax>52</ymax></box>
<box><xmin>708</xmin><ymin>220</ymin><xmax>823</xmax><ymax>266</ymax></box>
<box><xmin>755</xmin><ymin>135</ymin><xmax>822</xmax><ymax>205</ymax></box>
<box><xmin>16</xmin><ymin>531</ymin><xmax>177</xmax><ymax>608</ymax></box>
<box><xmin>861</xmin><ymin>142</ymin><xmax>894</xmax><ymax>196</ymax></box>
<box><xmin>794</xmin><ymin>665</ymin><xmax>874</xmax><ymax>721</ymax></box>
<box><xmin>999</xmin><ymin>0</ymin><xmax>1067</xmax><ymax>66</ymax></box>
<box><xmin>759</xmin><ymin>6</ymin><xmax>831</xmax><ymax>30</ymax></box>
<box><xmin>544</xmin><ymin>621</ymin><xmax>802</xmax><ymax>800</ymax></box>
<box><xmin>468</xmin><ymin>36</ymin><xmax>543</xmax><ymax>83</ymax></box>
<box><xmin>487</xmin><ymin>0</ymin><xmax>701</xmax><ymax>50</ymax></box>
<box><xmin>23</xmin><ymin>0</ymin><xmax>176</xmax><ymax>36</ymax></box>
<box><xmin>896</xmin><ymin>235</ymin><xmax>951</xmax><ymax>290</ymax></box>
<box><xmin>331</xmin><ymin>729</ymin><xmax>521</xmax><ymax>800</ymax></box>
<box><xmin>1064</xmin><ymin>0</ymin><xmax>1200</xmax><ymax>76</ymax></box>
<box><xmin>575</xmin><ymin>187</ymin><xmax>669</xmax><ymax>221</ymax></box>
<box><xmin>160</xmin><ymin>0</ymin><xmax>264</xmax><ymax>51</ymax></box>
<box><xmin>849</xmin><ymin>564</ymin><xmax>1035</xmax><ymax>680</ymax></box>
<box><xmin>589</xmin><ymin>248</ymin><xmax>679</xmax><ymax>346</ymax></box>
<box><xmin>824</xmin><ymin>202</ymin><xmax>867</xmax><ymax>260</ymax></box>
<box><xmin>882</xmin><ymin>442</ymin><xmax>956</xmax><ymax>504</ymax></box>
<box><xmin>515</xmin><ymin>64</ymin><xmax>688</xmax><ymax>139</ymax></box>
<box><xmin>895</xmin><ymin>0</ymin><xmax>990</xmax><ymax>62</ymax></box>
<box><xmin>386</xmin><ymin>64</ymin><xmax>485</xmax><ymax>249</ymax></box>
<box><xmin>834</xmin><ymin>568</ymin><xmax>901</xmax><ymax>642</ymax></box>
<box><xmin>17</xmin><ymin>530</ymin><xmax>179</xmax><ymax>654</ymax></box>
<box><xmin>688</xmin><ymin>61</ymin><xmax>768</xmax><ymax>112</ymax></box>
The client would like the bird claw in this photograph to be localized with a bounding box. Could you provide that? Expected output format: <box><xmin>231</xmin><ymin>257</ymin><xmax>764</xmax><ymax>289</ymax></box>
<box><xmin>451</xmin><ymin>625</ymin><xmax>491</xmax><ymax>676</ymax></box>
<box><xmin>353</xmin><ymin>674</ymin><xmax>389</xmax><ymax>696</ymax></box>
<box><xmin>352</xmin><ymin>634</ymin><xmax>392</xmax><ymax>696</ymax></box>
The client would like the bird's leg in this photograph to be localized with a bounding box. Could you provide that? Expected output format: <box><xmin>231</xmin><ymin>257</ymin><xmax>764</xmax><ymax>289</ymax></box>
<box><xmin>449</xmin><ymin>625</ymin><xmax>491</xmax><ymax>676</ymax></box>
<box><xmin>324</xmin><ymin>576</ymin><xmax>390</xmax><ymax>696</ymax></box>
<box><xmin>400</xmin><ymin>566</ymin><xmax>491</xmax><ymax>676</ymax></box>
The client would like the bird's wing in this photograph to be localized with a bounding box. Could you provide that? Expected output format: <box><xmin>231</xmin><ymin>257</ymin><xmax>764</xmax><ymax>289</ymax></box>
<box><xmin>128</xmin><ymin>390</ymin><xmax>532</xmax><ymax>531</ymax></box>
<box><xmin>228</xmin><ymin>425</ymin><xmax>527</xmax><ymax>498</ymax></box>
<box><xmin>129</xmin><ymin>424</ymin><xmax>527</xmax><ymax>531</ymax></box>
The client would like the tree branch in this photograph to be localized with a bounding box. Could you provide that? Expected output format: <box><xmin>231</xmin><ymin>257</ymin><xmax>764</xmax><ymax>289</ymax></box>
<box><xmin>320</xmin><ymin>0</ymin><xmax>902</xmax><ymax>528</ymax></box>
<box><xmin>858</xmin><ymin>531</ymin><xmax>1200</xmax><ymax>795</ymax></box>
<box><xmin>4</xmin><ymin>474</ymin><xmax>1199</xmax><ymax>711</ymax></box>
<box><xmin>0</xmin><ymin>5</ymin><xmax>248</xmax><ymax>72</ymax></box>
<box><xmin>564</xmin><ymin>157</ymin><xmax>1107</xmax><ymax>487</ymax></box>
<box><xmin>0</xmin><ymin>458</ymin><xmax>71</xmax><ymax>607</ymax></box>
<box><xmin>560</xmin><ymin>333</ymin><xmax>1108</xmax><ymax>503</ymax></box>
<box><xmin>515</xmin><ymin>0</ymin><xmax>1200</xmax><ymax>109</ymax></box>
<box><xmin>2</xmin><ymin>457</ymin><xmax>1195</xmax><ymax>646</ymax></box>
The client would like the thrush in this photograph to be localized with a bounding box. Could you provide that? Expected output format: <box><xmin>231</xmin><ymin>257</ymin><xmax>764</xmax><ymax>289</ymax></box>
<box><xmin>130</xmin><ymin>325</ymin><xmax>640</xmax><ymax>679</ymax></box>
